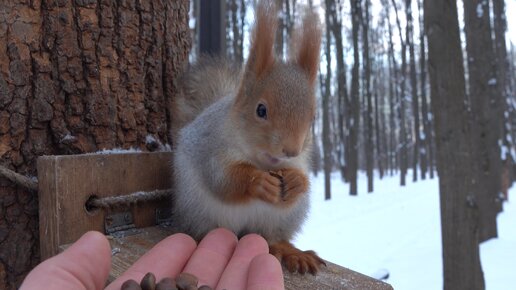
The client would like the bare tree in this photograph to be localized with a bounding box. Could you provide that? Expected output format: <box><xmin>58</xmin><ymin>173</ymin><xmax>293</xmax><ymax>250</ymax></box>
<box><xmin>328</xmin><ymin>0</ymin><xmax>349</xmax><ymax>182</ymax></box>
<box><xmin>425</xmin><ymin>0</ymin><xmax>485</xmax><ymax>288</ymax></box>
<box><xmin>349</xmin><ymin>0</ymin><xmax>362</xmax><ymax>195</ymax></box>
<box><xmin>322</xmin><ymin>0</ymin><xmax>333</xmax><ymax>199</ymax></box>
<box><xmin>391</xmin><ymin>0</ymin><xmax>408</xmax><ymax>186</ymax></box>
<box><xmin>417</xmin><ymin>0</ymin><xmax>433</xmax><ymax>179</ymax></box>
<box><xmin>464</xmin><ymin>0</ymin><xmax>503</xmax><ymax>242</ymax></box>
<box><xmin>406</xmin><ymin>0</ymin><xmax>420</xmax><ymax>182</ymax></box>
<box><xmin>363</xmin><ymin>0</ymin><xmax>374</xmax><ymax>192</ymax></box>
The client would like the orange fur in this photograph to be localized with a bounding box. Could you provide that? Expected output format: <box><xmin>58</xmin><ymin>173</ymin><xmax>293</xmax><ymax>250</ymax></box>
<box><xmin>291</xmin><ymin>10</ymin><xmax>322</xmax><ymax>86</ymax></box>
<box><xmin>247</xmin><ymin>1</ymin><xmax>277</xmax><ymax>79</ymax></box>
<box><xmin>275</xmin><ymin>168</ymin><xmax>310</xmax><ymax>208</ymax></box>
<box><xmin>222</xmin><ymin>162</ymin><xmax>282</xmax><ymax>204</ymax></box>
<box><xmin>269</xmin><ymin>240</ymin><xmax>326</xmax><ymax>274</ymax></box>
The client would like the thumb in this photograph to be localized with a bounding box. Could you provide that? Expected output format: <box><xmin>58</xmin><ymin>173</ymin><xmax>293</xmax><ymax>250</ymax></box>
<box><xmin>20</xmin><ymin>231</ymin><xmax>111</xmax><ymax>290</ymax></box>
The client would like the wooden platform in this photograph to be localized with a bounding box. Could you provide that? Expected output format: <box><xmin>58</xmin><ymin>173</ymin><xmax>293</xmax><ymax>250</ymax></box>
<box><xmin>40</xmin><ymin>152</ymin><xmax>393</xmax><ymax>290</ymax></box>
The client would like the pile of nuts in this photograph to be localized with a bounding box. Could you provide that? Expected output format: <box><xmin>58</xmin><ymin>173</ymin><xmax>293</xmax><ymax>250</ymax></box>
<box><xmin>121</xmin><ymin>272</ymin><xmax>214</xmax><ymax>290</ymax></box>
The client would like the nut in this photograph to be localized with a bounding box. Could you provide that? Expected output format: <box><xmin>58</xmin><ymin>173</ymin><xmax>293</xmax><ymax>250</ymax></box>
<box><xmin>156</xmin><ymin>277</ymin><xmax>178</xmax><ymax>290</ymax></box>
<box><xmin>175</xmin><ymin>273</ymin><xmax>198</xmax><ymax>289</ymax></box>
<box><xmin>140</xmin><ymin>272</ymin><xmax>156</xmax><ymax>290</ymax></box>
<box><xmin>121</xmin><ymin>279</ymin><xmax>142</xmax><ymax>290</ymax></box>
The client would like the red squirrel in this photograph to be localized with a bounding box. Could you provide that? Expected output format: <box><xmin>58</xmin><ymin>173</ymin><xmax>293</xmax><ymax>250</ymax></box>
<box><xmin>171</xmin><ymin>0</ymin><xmax>324</xmax><ymax>274</ymax></box>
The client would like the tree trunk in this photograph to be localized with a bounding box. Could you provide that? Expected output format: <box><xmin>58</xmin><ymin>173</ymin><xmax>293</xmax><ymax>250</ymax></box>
<box><xmin>275</xmin><ymin>0</ymin><xmax>285</xmax><ymax>59</ymax></box>
<box><xmin>363</xmin><ymin>0</ymin><xmax>373</xmax><ymax>193</ymax></box>
<box><xmin>0</xmin><ymin>1</ymin><xmax>191</xmax><ymax>289</ymax></box>
<box><xmin>392</xmin><ymin>0</ymin><xmax>408</xmax><ymax>186</ymax></box>
<box><xmin>349</xmin><ymin>0</ymin><xmax>362</xmax><ymax>195</ymax></box>
<box><xmin>464</xmin><ymin>0</ymin><xmax>502</xmax><ymax>242</ymax></box>
<box><xmin>384</xmin><ymin>0</ymin><xmax>398</xmax><ymax>176</ymax></box>
<box><xmin>425</xmin><ymin>0</ymin><xmax>485</xmax><ymax>289</ymax></box>
<box><xmin>329</xmin><ymin>1</ymin><xmax>349</xmax><ymax>182</ymax></box>
<box><xmin>418</xmin><ymin>0</ymin><xmax>432</xmax><ymax>180</ymax></box>
<box><xmin>406</xmin><ymin>0</ymin><xmax>420</xmax><ymax>183</ymax></box>
<box><xmin>493</xmin><ymin>0</ymin><xmax>513</xmax><ymax>189</ymax></box>
<box><xmin>322</xmin><ymin>0</ymin><xmax>333</xmax><ymax>200</ymax></box>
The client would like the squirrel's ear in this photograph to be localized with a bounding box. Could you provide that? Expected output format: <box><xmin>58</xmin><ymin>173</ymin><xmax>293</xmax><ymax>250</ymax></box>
<box><xmin>292</xmin><ymin>10</ymin><xmax>322</xmax><ymax>86</ymax></box>
<box><xmin>246</xmin><ymin>0</ymin><xmax>277</xmax><ymax>79</ymax></box>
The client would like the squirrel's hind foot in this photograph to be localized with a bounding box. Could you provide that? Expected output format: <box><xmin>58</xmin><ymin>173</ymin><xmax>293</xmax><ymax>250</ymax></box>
<box><xmin>269</xmin><ymin>241</ymin><xmax>326</xmax><ymax>275</ymax></box>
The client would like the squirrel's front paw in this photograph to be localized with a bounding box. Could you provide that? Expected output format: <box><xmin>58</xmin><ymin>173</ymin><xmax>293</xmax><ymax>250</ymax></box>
<box><xmin>249</xmin><ymin>171</ymin><xmax>282</xmax><ymax>204</ymax></box>
<box><xmin>278</xmin><ymin>168</ymin><xmax>309</xmax><ymax>205</ymax></box>
<box><xmin>270</xmin><ymin>241</ymin><xmax>326</xmax><ymax>275</ymax></box>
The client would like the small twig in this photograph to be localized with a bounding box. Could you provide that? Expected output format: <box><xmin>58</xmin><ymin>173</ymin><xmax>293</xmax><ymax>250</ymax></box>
<box><xmin>87</xmin><ymin>188</ymin><xmax>172</xmax><ymax>210</ymax></box>
<box><xmin>0</xmin><ymin>164</ymin><xmax>38</xmax><ymax>192</ymax></box>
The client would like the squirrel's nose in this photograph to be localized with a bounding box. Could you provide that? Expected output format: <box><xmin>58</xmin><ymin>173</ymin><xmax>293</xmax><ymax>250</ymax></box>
<box><xmin>283</xmin><ymin>147</ymin><xmax>300</xmax><ymax>158</ymax></box>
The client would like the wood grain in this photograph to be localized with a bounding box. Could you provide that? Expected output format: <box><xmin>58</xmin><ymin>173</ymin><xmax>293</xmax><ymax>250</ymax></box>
<box><xmin>38</xmin><ymin>152</ymin><xmax>173</xmax><ymax>260</ymax></box>
<box><xmin>105</xmin><ymin>226</ymin><xmax>393</xmax><ymax>290</ymax></box>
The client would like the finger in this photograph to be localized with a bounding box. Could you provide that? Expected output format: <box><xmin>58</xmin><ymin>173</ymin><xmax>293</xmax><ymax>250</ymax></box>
<box><xmin>182</xmin><ymin>228</ymin><xmax>237</xmax><ymax>288</ymax></box>
<box><xmin>20</xmin><ymin>231</ymin><xmax>111</xmax><ymax>290</ymax></box>
<box><xmin>105</xmin><ymin>233</ymin><xmax>197</xmax><ymax>290</ymax></box>
<box><xmin>247</xmin><ymin>253</ymin><xmax>284</xmax><ymax>290</ymax></box>
<box><xmin>216</xmin><ymin>234</ymin><xmax>269</xmax><ymax>290</ymax></box>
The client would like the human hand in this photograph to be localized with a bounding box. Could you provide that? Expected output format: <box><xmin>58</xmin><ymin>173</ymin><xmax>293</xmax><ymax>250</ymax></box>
<box><xmin>20</xmin><ymin>228</ymin><xmax>284</xmax><ymax>290</ymax></box>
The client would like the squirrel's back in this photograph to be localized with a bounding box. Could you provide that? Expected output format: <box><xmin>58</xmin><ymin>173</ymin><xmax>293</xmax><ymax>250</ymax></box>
<box><xmin>171</xmin><ymin>57</ymin><xmax>242</xmax><ymax>138</ymax></box>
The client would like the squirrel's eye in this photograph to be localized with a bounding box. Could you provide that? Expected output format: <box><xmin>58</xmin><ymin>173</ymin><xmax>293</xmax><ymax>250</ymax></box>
<box><xmin>256</xmin><ymin>103</ymin><xmax>267</xmax><ymax>119</ymax></box>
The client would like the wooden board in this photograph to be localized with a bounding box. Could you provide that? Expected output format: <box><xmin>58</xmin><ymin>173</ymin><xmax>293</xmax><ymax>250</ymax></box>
<box><xmin>43</xmin><ymin>152</ymin><xmax>392</xmax><ymax>289</ymax></box>
<box><xmin>100</xmin><ymin>226</ymin><xmax>392</xmax><ymax>290</ymax></box>
<box><xmin>38</xmin><ymin>152</ymin><xmax>173</xmax><ymax>259</ymax></box>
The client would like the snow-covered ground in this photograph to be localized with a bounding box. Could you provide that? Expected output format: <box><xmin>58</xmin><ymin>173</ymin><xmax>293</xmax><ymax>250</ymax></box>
<box><xmin>294</xmin><ymin>171</ymin><xmax>516</xmax><ymax>290</ymax></box>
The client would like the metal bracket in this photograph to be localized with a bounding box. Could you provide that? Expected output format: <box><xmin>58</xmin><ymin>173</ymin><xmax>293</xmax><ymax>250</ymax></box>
<box><xmin>155</xmin><ymin>208</ymin><xmax>173</xmax><ymax>225</ymax></box>
<box><xmin>105</xmin><ymin>211</ymin><xmax>136</xmax><ymax>234</ymax></box>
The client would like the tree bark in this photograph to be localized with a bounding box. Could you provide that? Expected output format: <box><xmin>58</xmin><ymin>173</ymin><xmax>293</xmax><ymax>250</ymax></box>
<box><xmin>0</xmin><ymin>1</ymin><xmax>191</xmax><ymax>288</ymax></box>
<box><xmin>425</xmin><ymin>0</ymin><xmax>485</xmax><ymax>288</ymax></box>
<box><xmin>464</xmin><ymin>0</ymin><xmax>502</xmax><ymax>242</ymax></box>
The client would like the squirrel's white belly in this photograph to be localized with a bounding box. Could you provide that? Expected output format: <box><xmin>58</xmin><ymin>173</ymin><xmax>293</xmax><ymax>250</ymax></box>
<box><xmin>174</xmin><ymin>151</ymin><xmax>309</xmax><ymax>241</ymax></box>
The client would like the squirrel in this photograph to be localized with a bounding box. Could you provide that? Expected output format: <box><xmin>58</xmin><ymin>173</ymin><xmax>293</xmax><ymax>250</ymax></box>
<box><xmin>171</xmin><ymin>0</ymin><xmax>324</xmax><ymax>275</ymax></box>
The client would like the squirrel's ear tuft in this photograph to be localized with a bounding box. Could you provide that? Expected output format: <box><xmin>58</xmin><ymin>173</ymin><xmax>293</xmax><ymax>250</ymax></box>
<box><xmin>292</xmin><ymin>10</ymin><xmax>322</xmax><ymax>86</ymax></box>
<box><xmin>246</xmin><ymin>0</ymin><xmax>277</xmax><ymax>79</ymax></box>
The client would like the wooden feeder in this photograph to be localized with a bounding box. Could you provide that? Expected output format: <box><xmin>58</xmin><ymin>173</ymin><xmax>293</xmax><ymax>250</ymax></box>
<box><xmin>37</xmin><ymin>152</ymin><xmax>393</xmax><ymax>289</ymax></box>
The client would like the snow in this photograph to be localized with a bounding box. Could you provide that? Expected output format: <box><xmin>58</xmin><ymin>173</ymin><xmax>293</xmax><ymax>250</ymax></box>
<box><xmin>294</xmin><ymin>171</ymin><xmax>516</xmax><ymax>290</ymax></box>
<box><xmin>60</xmin><ymin>133</ymin><xmax>77</xmax><ymax>143</ymax></box>
<box><xmin>488</xmin><ymin>78</ymin><xmax>497</xmax><ymax>86</ymax></box>
<box><xmin>94</xmin><ymin>148</ymin><xmax>142</xmax><ymax>154</ymax></box>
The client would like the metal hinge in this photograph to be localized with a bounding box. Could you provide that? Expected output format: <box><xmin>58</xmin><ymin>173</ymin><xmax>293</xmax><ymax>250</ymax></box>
<box><xmin>105</xmin><ymin>211</ymin><xmax>136</xmax><ymax>234</ymax></box>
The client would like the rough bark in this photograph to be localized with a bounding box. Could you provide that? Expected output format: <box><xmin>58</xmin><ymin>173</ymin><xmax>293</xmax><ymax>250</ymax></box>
<box><xmin>0</xmin><ymin>1</ymin><xmax>191</xmax><ymax>288</ymax></box>
<box><xmin>425</xmin><ymin>0</ymin><xmax>485</xmax><ymax>289</ymax></box>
